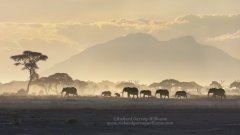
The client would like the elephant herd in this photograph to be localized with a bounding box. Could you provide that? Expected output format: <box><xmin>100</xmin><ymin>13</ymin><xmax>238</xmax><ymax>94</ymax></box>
<box><xmin>101</xmin><ymin>87</ymin><xmax>226</xmax><ymax>99</ymax></box>
<box><xmin>61</xmin><ymin>87</ymin><xmax>226</xmax><ymax>99</ymax></box>
<box><xmin>101</xmin><ymin>87</ymin><xmax>187</xmax><ymax>99</ymax></box>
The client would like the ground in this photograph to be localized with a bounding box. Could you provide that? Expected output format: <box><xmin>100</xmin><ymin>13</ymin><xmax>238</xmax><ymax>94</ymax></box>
<box><xmin>0</xmin><ymin>96</ymin><xmax>239</xmax><ymax>135</ymax></box>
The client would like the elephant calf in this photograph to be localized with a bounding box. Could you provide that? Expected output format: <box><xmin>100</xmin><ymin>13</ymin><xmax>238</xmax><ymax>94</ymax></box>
<box><xmin>140</xmin><ymin>90</ymin><xmax>152</xmax><ymax>98</ymax></box>
<box><xmin>115</xmin><ymin>93</ymin><xmax>121</xmax><ymax>97</ymax></box>
<box><xmin>102</xmin><ymin>91</ymin><xmax>111</xmax><ymax>97</ymax></box>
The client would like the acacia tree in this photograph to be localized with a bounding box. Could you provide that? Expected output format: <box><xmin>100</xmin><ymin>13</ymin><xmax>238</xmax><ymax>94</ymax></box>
<box><xmin>10</xmin><ymin>51</ymin><xmax>48</xmax><ymax>94</ymax></box>
<box><xmin>209</xmin><ymin>81</ymin><xmax>222</xmax><ymax>89</ymax></box>
<box><xmin>174</xmin><ymin>81</ymin><xmax>203</xmax><ymax>94</ymax></box>
<box><xmin>74</xmin><ymin>79</ymin><xmax>88</xmax><ymax>90</ymax></box>
<box><xmin>149</xmin><ymin>82</ymin><xmax>161</xmax><ymax>89</ymax></box>
<box><xmin>230</xmin><ymin>81</ymin><xmax>240</xmax><ymax>95</ymax></box>
<box><xmin>230</xmin><ymin>81</ymin><xmax>240</xmax><ymax>89</ymax></box>
<box><xmin>159</xmin><ymin>79</ymin><xmax>180</xmax><ymax>89</ymax></box>
<box><xmin>47</xmin><ymin>73</ymin><xmax>74</xmax><ymax>94</ymax></box>
<box><xmin>115</xmin><ymin>81</ymin><xmax>136</xmax><ymax>89</ymax></box>
<box><xmin>33</xmin><ymin>77</ymin><xmax>52</xmax><ymax>94</ymax></box>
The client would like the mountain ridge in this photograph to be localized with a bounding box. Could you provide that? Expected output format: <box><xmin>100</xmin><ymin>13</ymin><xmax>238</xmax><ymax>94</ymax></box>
<box><xmin>43</xmin><ymin>33</ymin><xmax>240</xmax><ymax>84</ymax></box>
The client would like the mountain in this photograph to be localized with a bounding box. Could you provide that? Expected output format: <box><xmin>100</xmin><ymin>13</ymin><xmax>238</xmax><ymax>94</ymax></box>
<box><xmin>43</xmin><ymin>33</ymin><xmax>240</xmax><ymax>84</ymax></box>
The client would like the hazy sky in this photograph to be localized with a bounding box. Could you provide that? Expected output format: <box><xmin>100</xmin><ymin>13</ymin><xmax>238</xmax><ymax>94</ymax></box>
<box><xmin>1</xmin><ymin>0</ymin><xmax>240</xmax><ymax>22</ymax></box>
<box><xmin>0</xmin><ymin>0</ymin><xmax>240</xmax><ymax>83</ymax></box>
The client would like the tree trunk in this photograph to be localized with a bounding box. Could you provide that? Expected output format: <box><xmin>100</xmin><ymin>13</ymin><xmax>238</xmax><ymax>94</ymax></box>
<box><xmin>26</xmin><ymin>70</ymin><xmax>33</xmax><ymax>94</ymax></box>
<box><xmin>26</xmin><ymin>76</ymin><xmax>33</xmax><ymax>94</ymax></box>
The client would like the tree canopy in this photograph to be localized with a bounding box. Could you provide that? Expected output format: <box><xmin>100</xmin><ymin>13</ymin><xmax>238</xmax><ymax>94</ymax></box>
<box><xmin>10</xmin><ymin>51</ymin><xmax>48</xmax><ymax>94</ymax></box>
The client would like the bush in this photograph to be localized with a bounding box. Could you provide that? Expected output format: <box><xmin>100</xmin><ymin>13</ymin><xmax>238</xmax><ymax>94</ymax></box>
<box><xmin>17</xmin><ymin>89</ymin><xmax>26</xmax><ymax>95</ymax></box>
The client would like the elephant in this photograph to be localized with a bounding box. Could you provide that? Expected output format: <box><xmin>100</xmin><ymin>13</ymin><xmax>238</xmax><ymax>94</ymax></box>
<box><xmin>175</xmin><ymin>91</ymin><xmax>187</xmax><ymax>99</ymax></box>
<box><xmin>122</xmin><ymin>87</ymin><xmax>139</xmax><ymax>98</ymax></box>
<box><xmin>101</xmin><ymin>91</ymin><xmax>111</xmax><ymax>97</ymax></box>
<box><xmin>61</xmin><ymin>87</ymin><xmax>78</xmax><ymax>97</ymax></box>
<box><xmin>115</xmin><ymin>93</ymin><xmax>121</xmax><ymax>97</ymax></box>
<box><xmin>140</xmin><ymin>90</ymin><xmax>152</xmax><ymax>98</ymax></box>
<box><xmin>155</xmin><ymin>89</ymin><xmax>169</xmax><ymax>99</ymax></box>
<box><xmin>208</xmin><ymin>88</ymin><xmax>226</xmax><ymax>99</ymax></box>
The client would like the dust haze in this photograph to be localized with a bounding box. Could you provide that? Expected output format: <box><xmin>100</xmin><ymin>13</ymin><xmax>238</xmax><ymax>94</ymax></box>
<box><xmin>1</xmin><ymin>0</ymin><xmax>240</xmax><ymax>135</ymax></box>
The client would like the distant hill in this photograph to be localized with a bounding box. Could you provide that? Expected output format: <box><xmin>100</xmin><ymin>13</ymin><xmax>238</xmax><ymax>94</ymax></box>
<box><xmin>0</xmin><ymin>81</ymin><xmax>28</xmax><ymax>94</ymax></box>
<box><xmin>43</xmin><ymin>33</ymin><xmax>240</xmax><ymax>84</ymax></box>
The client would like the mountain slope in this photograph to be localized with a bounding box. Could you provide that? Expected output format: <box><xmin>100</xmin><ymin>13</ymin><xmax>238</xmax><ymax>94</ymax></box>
<box><xmin>43</xmin><ymin>33</ymin><xmax>240</xmax><ymax>84</ymax></box>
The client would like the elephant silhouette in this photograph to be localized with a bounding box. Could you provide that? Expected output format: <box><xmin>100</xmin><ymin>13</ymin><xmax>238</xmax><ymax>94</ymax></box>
<box><xmin>175</xmin><ymin>91</ymin><xmax>187</xmax><ymax>99</ymax></box>
<box><xmin>155</xmin><ymin>89</ymin><xmax>169</xmax><ymax>99</ymax></box>
<box><xmin>115</xmin><ymin>93</ymin><xmax>121</xmax><ymax>97</ymax></box>
<box><xmin>208</xmin><ymin>88</ymin><xmax>226</xmax><ymax>99</ymax></box>
<box><xmin>140</xmin><ymin>90</ymin><xmax>152</xmax><ymax>98</ymax></box>
<box><xmin>101</xmin><ymin>91</ymin><xmax>111</xmax><ymax>97</ymax></box>
<box><xmin>61</xmin><ymin>87</ymin><xmax>78</xmax><ymax>97</ymax></box>
<box><xmin>122</xmin><ymin>87</ymin><xmax>139</xmax><ymax>98</ymax></box>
